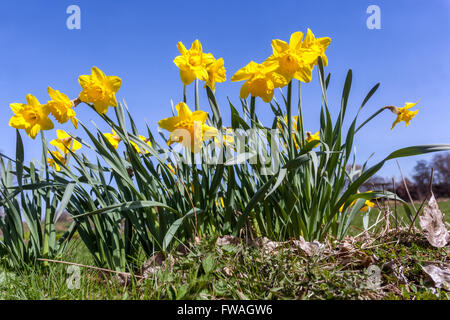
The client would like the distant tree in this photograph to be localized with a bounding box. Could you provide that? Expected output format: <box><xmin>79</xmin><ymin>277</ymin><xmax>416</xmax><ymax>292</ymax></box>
<box><xmin>431</xmin><ymin>152</ymin><xmax>450</xmax><ymax>185</ymax></box>
<box><xmin>395</xmin><ymin>177</ymin><xmax>420</xmax><ymax>201</ymax></box>
<box><xmin>430</xmin><ymin>152</ymin><xmax>450</xmax><ymax>198</ymax></box>
<box><xmin>360</xmin><ymin>175</ymin><xmax>388</xmax><ymax>192</ymax></box>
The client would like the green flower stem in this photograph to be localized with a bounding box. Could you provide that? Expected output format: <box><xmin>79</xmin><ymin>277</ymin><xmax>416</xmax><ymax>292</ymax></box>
<box><xmin>195</xmin><ymin>79</ymin><xmax>199</xmax><ymax>111</ymax></box>
<box><xmin>298</xmin><ymin>81</ymin><xmax>306</xmax><ymax>146</ymax></box>
<box><xmin>190</xmin><ymin>150</ymin><xmax>199</xmax><ymax>239</ymax></box>
<box><xmin>183</xmin><ymin>85</ymin><xmax>187</xmax><ymax>104</ymax></box>
<box><xmin>192</xmin><ymin>78</ymin><xmax>200</xmax><ymax>227</ymax></box>
<box><xmin>192</xmin><ymin>78</ymin><xmax>199</xmax><ymax>199</ymax></box>
<box><xmin>41</xmin><ymin>131</ymin><xmax>51</xmax><ymax>265</ymax></box>
<box><xmin>354</xmin><ymin>106</ymin><xmax>389</xmax><ymax>134</ymax></box>
<box><xmin>250</xmin><ymin>96</ymin><xmax>256</xmax><ymax>127</ymax></box>
<box><xmin>286</xmin><ymin>81</ymin><xmax>295</xmax><ymax>159</ymax></box>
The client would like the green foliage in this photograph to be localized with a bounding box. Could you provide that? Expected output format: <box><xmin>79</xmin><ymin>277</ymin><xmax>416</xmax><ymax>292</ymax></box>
<box><xmin>1</xmin><ymin>59</ymin><xmax>449</xmax><ymax>272</ymax></box>
<box><xmin>0</xmin><ymin>131</ymin><xmax>75</xmax><ymax>268</ymax></box>
<box><xmin>219</xmin><ymin>58</ymin><xmax>450</xmax><ymax>241</ymax></box>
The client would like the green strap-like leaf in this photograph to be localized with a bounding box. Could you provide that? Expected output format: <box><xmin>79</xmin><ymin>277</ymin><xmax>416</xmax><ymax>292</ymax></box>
<box><xmin>72</xmin><ymin>200</ymin><xmax>176</xmax><ymax>219</ymax></box>
<box><xmin>162</xmin><ymin>208</ymin><xmax>203</xmax><ymax>250</ymax></box>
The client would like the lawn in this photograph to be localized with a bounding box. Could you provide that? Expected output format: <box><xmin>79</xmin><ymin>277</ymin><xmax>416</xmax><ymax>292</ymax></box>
<box><xmin>1</xmin><ymin>201</ymin><xmax>449</xmax><ymax>300</ymax></box>
<box><xmin>351</xmin><ymin>200</ymin><xmax>450</xmax><ymax>235</ymax></box>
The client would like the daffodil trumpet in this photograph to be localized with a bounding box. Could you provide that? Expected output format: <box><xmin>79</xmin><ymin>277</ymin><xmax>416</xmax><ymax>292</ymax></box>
<box><xmin>158</xmin><ymin>102</ymin><xmax>218</xmax><ymax>154</ymax></box>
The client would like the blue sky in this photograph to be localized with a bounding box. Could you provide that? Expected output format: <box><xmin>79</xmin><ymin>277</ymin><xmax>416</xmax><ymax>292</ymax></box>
<box><xmin>0</xmin><ymin>0</ymin><xmax>449</xmax><ymax>179</ymax></box>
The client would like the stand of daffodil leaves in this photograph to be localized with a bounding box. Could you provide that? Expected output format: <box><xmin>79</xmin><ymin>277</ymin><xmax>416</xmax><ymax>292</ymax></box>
<box><xmin>2</xmin><ymin>30</ymin><xmax>450</xmax><ymax>271</ymax></box>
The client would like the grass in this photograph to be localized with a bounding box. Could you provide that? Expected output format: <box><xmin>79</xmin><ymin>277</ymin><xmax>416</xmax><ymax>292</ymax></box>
<box><xmin>351</xmin><ymin>200</ymin><xmax>450</xmax><ymax>235</ymax></box>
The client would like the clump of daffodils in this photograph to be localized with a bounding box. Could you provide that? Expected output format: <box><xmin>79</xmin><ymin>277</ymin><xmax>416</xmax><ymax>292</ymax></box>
<box><xmin>5</xmin><ymin>27</ymin><xmax>441</xmax><ymax>268</ymax></box>
<box><xmin>7</xmin><ymin>29</ymin><xmax>423</xmax><ymax>222</ymax></box>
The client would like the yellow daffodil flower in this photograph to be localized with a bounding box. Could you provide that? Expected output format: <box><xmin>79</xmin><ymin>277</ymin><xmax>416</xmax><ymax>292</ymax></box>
<box><xmin>277</xmin><ymin>116</ymin><xmax>301</xmax><ymax>149</ymax></box>
<box><xmin>8</xmin><ymin>94</ymin><xmax>54</xmax><ymax>139</ymax></box>
<box><xmin>339</xmin><ymin>199</ymin><xmax>375</xmax><ymax>213</ymax></box>
<box><xmin>130</xmin><ymin>135</ymin><xmax>152</xmax><ymax>154</ymax></box>
<box><xmin>301</xmin><ymin>29</ymin><xmax>331</xmax><ymax>67</ymax></box>
<box><xmin>78</xmin><ymin>67</ymin><xmax>122</xmax><ymax>115</ymax></box>
<box><xmin>205</xmin><ymin>57</ymin><xmax>226</xmax><ymax>91</ymax></box>
<box><xmin>103</xmin><ymin>129</ymin><xmax>121</xmax><ymax>149</ymax></box>
<box><xmin>47</xmin><ymin>150</ymin><xmax>66</xmax><ymax>172</ymax></box>
<box><xmin>360</xmin><ymin>200</ymin><xmax>375</xmax><ymax>213</ymax></box>
<box><xmin>305</xmin><ymin>131</ymin><xmax>320</xmax><ymax>148</ymax></box>
<box><xmin>231</xmin><ymin>60</ymin><xmax>288</xmax><ymax>103</ymax></box>
<box><xmin>215</xmin><ymin>197</ymin><xmax>225</xmax><ymax>208</ymax></box>
<box><xmin>173</xmin><ymin>40</ymin><xmax>215</xmax><ymax>85</ymax></box>
<box><xmin>47</xmin><ymin>87</ymin><xmax>78</xmax><ymax>129</ymax></box>
<box><xmin>214</xmin><ymin>127</ymin><xmax>234</xmax><ymax>148</ymax></box>
<box><xmin>50</xmin><ymin>130</ymin><xmax>82</xmax><ymax>154</ymax></box>
<box><xmin>158</xmin><ymin>102</ymin><xmax>218</xmax><ymax>153</ymax></box>
<box><xmin>339</xmin><ymin>201</ymin><xmax>351</xmax><ymax>212</ymax></box>
<box><xmin>277</xmin><ymin>117</ymin><xmax>320</xmax><ymax>150</ymax></box>
<box><xmin>390</xmin><ymin>102</ymin><xmax>419</xmax><ymax>130</ymax></box>
<box><xmin>267</xmin><ymin>31</ymin><xmax>317</xmax><ymax>83</ymax></box>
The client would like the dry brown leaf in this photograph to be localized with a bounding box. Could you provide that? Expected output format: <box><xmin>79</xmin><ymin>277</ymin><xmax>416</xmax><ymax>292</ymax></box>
<box><xmin>383</xmin><ymin>261</ymin><xmax>408</xmax><ymax>284</ymax></box>
<box><xmin>291</xmin><ymin>237</ymin><xmax>324</xmax><ymax>256</ymax></box>
<box><xmin>217</xmin><ymin>235</ymin><xmax>326</xmax><ymax>256</ymax></box>
<box><xmin>360</xmin><ymin>255</ymin><xmax>377</xmax><ymax>268</ymax></box>
<box><xmin>140</xmin><ymin>252</ymin><xmax>174</xmax><ymax>279</ymax></box>
<box><xmin>114</xmin><ymin>273</ymin><xmax>129</xmax><ymax>286</ymax></box>
<box><xmin>216</xmin><ymin>235</ymin><xmax>241</xmax><ymax>246</ymax></box>
<box><xmin>252</xmin><ymin>236</ymin><xmax>324</xmax><ymax>256</ymax></box>
<box><xmin>176</xmin><ymin>243</ymin><xmax>190</xmax><ymax>255</ymax></box>
<box><xmin>419</xmin><ymin>194</ymin><xmax>450</xmax><ymax>248</ymax></box>
<box><xmin>422</xmin><ymin>264</ymin><xmax>450</xmax><ymax>290</ymax></box>
<box><xmin>250</xmin><ymin>237</ymin><xmax>282</xmax><ymax>254</ymax></box>
<box><xmin>222</xmin><ymin>266</ymin><xmax>233</xmax><ymax>277</ymax></box>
